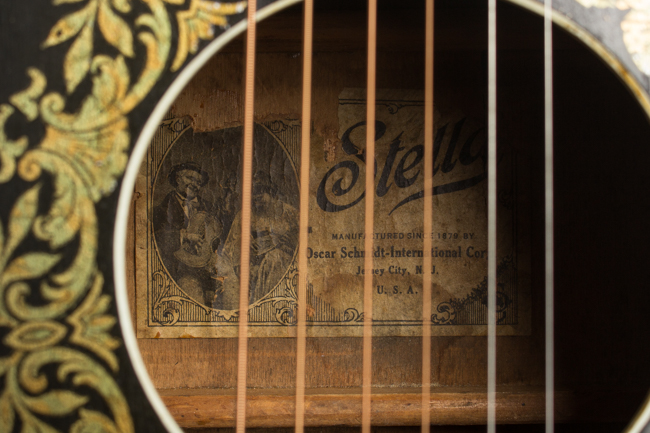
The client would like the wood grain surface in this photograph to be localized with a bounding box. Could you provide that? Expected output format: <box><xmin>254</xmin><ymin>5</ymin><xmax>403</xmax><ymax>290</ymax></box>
<box><xmin>160</xmin><ymin>387</ymin><xmax>645</xmax><ymax>428</ymax></box>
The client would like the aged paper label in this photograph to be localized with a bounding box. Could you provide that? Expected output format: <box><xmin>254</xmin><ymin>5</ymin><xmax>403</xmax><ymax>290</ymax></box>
<box><xmin>135</xmin><ymin>89</ymin><xmax>530</xmax><ymax>338</ymax></box>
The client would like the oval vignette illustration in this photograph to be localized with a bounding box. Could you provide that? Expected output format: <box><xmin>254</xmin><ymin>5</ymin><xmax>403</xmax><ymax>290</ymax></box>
<box><xmin>149</xmin><ymin>122</ymin><xmax>300</xmax><ymax>318</ymax></box>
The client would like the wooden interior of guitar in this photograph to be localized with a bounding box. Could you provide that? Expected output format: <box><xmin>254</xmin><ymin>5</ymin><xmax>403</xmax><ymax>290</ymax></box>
<box><xmin>124</xmin><ymin>0</ymin><xmax>650</xmax><ymax>430</ymax></box>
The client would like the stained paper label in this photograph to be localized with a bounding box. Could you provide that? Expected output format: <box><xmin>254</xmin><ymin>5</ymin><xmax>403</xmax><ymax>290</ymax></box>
<box><xmin>135</xmin><ymin>89</ymin><xmax>530</xmax><ymax>338</ymax></box>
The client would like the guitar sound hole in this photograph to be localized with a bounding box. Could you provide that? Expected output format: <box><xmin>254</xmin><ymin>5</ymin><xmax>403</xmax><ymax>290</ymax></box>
<box><xmin>122</xmin><ymin>0</ymin><xmax>650</xmax><ymax>431</ymax></box>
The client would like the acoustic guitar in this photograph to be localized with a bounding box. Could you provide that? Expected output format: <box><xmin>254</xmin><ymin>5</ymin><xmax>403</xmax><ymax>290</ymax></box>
<box><xmin>2</xmin><ymin>0</ymin><xmax>650</xmax><ymax>432</ymax></box>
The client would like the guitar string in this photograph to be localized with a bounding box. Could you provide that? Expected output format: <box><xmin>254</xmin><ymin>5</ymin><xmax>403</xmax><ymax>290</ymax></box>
<box><xmin>236</xmin><ymin>0</ymin><xmax>257</xmax><ymax>430</ymax></box>
<box><xmin>421</xmin><ymin>0</ymin><xmax>435</xmax><ymax>431</ymax></box>
<box><xmin>295</xmin><ymin>0</ymin><xmax>314</xmax><ymax>430</ymax></box>
<box><xmin>362</xmin><ymin>0</ymin><xmax>378</xmax><ymax>431</ymax></box>
<box><xmin>487</xmin><ymin>0</ymin><xmax>498</xmax><ymax>430</ymax></box>
<box><xmin>544</xmin><ymin>0</ymin><xmax>555</xmax><ymax>430</ymax></box>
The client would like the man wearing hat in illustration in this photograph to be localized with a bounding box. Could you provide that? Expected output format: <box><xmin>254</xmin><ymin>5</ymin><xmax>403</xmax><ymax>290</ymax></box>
<box><xmin>153</xmin><ymin>162</ymin><xmax>223</xmax><ymax>306</ymax></box>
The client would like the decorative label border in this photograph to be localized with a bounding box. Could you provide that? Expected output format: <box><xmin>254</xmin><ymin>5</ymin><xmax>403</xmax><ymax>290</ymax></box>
<box><xmin>137</xmin><ymin>116</ymin><xmax>524</xmax><ymax>338</ymax></box>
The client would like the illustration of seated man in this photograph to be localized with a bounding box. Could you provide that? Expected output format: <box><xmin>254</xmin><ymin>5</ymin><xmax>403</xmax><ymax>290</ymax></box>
<box><xmin>216</xmin><ymin>171</ymin><xmax>298</xmax><ymax>310</ymax></box>
<box><xmin>153</xmin><ymin>162</ymin><xmax>223</xmax><ymax>306</ymax></box>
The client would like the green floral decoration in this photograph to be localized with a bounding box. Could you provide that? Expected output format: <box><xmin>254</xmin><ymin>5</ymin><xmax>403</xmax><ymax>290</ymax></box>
<box><xmin>0</xmin><ymin>0</ymin><xmax>245</xmax><ymax>430</ymax></box>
